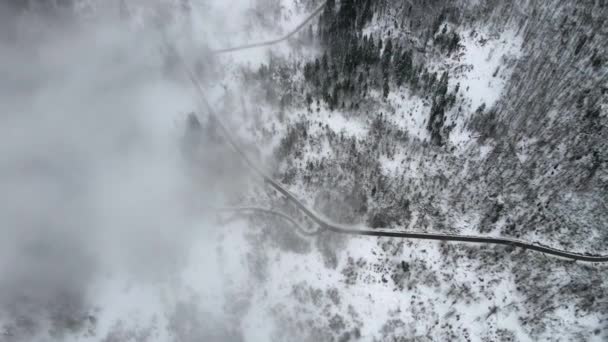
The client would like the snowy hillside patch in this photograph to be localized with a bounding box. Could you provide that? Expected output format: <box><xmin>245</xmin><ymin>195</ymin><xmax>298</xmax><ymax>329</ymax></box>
<box><xmin>455</xmin><ymin>28</ymin><xmax>523</xmax><ymax>111</ymax></box>
<box><xmin>386</xmin><ymin>90</ymin><xmax>430</xmax><ymax>141</ymax></box>
<box><xmin>320</xmin><ymin>109</ymin><xmax>368</xmax><ymax>138</ymax></box>
<box><xmin>439</xmin><ymin>28</ymin><xmax>523</xmax><ymax>148</ymax></box>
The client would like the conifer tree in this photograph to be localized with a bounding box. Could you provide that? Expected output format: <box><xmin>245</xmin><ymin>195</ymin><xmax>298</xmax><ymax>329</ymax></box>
<box><xmin>394</xmin><ymin>50</ymin><xmax>413</xmax><ymax>87</ymax></box>
<box><xmin>308</xmin><ymin>25</ymin><xmax>314</xmax><ymax>44</ymax></box>
<box><xmin>382</xmin><ymin>37</ymin><xmax>393</xmax><ymax>73</ymax></box>
<box><xmin>383</xmin><ymin>73</ymin><xmax>390</xmax><ymax>98</ymax></box>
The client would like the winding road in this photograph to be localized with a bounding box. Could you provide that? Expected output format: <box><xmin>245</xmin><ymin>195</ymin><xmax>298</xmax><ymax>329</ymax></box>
<box><xmin>211</xmin><ymin>1</ymin><xmax>327</xmax><ymax>54</ymax></box>
<box><xmin>215</xmin><ymin>206</ymin><xmax>320</xmax><ymax>236</ymax></box>
<box><xmin>171</xmin><ymin>3</ymin><xmax>608</xmax><ymax>263</ymax></box>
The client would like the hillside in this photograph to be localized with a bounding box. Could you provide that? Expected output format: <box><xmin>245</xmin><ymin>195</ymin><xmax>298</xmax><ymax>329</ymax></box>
<box><xmin>0</xmin><ymin>0</ymin><xmax>606</xmax><ymax>341</ymax></box>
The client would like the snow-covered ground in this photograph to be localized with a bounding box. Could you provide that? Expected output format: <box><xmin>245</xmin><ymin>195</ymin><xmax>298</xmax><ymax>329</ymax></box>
<box><xmin>385</xmin><ymin>89</ymin><xmax>430</xmax><ymax>141</ymax></box>
<box><xmin>455</xmin><ymin>28</ymin><xmax>523</xmax><ymax>111</ymax></box>
<box><xmin>448</xmin><ymin>27</ymin><xmax>523</xmax><ymax>147</ymax></box>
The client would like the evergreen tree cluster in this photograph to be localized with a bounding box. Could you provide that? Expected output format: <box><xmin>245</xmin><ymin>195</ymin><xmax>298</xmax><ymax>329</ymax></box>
<box><xmin>433</xmin><ymin>24</ymin><xmax>461</xmax><ymax>54</ymax></box>
<box><xmin>301</xmin><ymin>2</ymin><xmax>461</xmax><ymax>145</ymax></box>
<box><xmin>237</xmin><ymin>2</ymin><xmax>460</xmax><ymax>147</ymax></box>
<box><xmin>426</xmin><ymin>71</ymin><xmax>457</xmax><ymax>146</ymax></box>
<box><xmin>303</xmin><ymin>20</ymin><xmax>421</xmax><ymax>110</ymax></box>
<box><xmin>302</xmin><ymin>0</ymin><xmax>462</xmax><ymax>112</ymax></box>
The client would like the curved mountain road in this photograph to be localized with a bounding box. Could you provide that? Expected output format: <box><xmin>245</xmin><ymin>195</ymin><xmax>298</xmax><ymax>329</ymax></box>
<box><xmin>211</xmin><ymin>1</ymin><xmax>327</xmax><ymax>54</ymax></box>
<box><xmin>215</xmin><ymin>206</ymin><xmax>321</xmax><ymax>236</ymax></box>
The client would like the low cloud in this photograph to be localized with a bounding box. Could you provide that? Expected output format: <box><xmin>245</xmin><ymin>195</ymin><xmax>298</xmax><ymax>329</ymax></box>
<box><xmin>0</xmin><ymin>2</ymin><xmax>255</xmax><ymax>340</ymax></box>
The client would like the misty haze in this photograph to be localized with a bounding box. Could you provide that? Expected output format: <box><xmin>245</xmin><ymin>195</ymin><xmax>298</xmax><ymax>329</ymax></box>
<box><xmin>0</xmin><ymin>1</ymin><xmax>607</xmax><ymax>341</ymax></box>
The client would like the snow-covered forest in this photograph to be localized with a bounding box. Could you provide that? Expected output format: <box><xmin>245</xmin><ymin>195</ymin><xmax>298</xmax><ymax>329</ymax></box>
<box><xmin>0</xmin><ymin>0</ymin><xmax>606</xmax><ymax>341</ymax></box>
